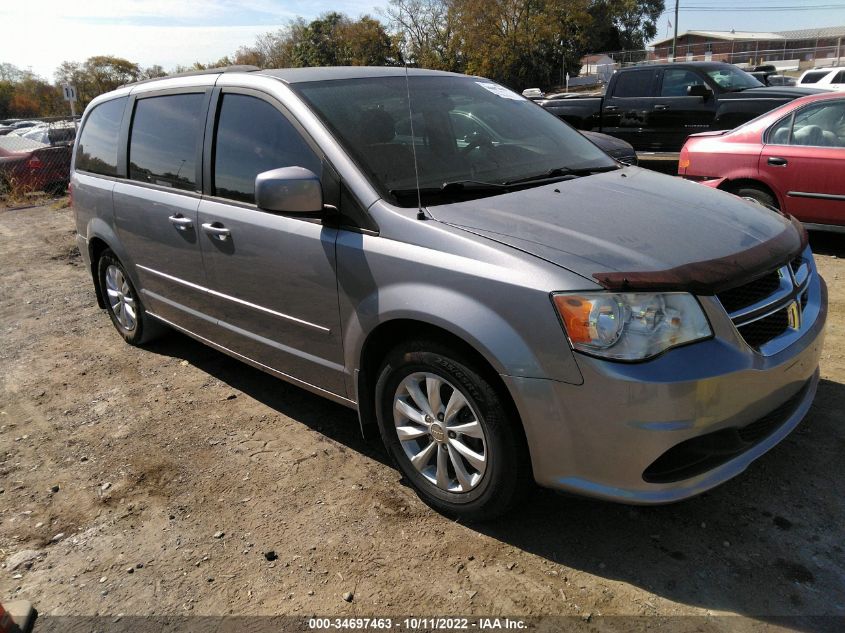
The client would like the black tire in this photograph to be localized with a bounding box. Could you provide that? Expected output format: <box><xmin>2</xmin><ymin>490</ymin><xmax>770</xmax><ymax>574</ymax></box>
<box><xmin>734</xmin><ymin>184</ymin><xmax>779</xmax><ymax>211</ymax></box>
<box><xmin>375</xmin><ymin>339</ymin><xmax>531</xmax><ymax>521</ymax></box>
<box><xmin>96</xmin><ymin>249</ymin><xmax>164</xmax><ymax>345</ymax></box>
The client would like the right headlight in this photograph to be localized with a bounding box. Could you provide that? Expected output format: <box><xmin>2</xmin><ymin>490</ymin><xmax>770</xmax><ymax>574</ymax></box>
<box><xmin>552</xmin><ymin>291</ymin><xmax>713</xmax><ymax>361</ymax></box>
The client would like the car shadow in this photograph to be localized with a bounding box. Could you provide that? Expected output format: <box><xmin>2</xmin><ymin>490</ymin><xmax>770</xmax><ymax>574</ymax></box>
<box><xmin>809</xmin><ymin>230</ymin><xmax>845</xmax><ymax>258</ymax></box>
<box><xmin>475</xmin><ymin>378</ymin><xmax>845</xmax><ymax>627</ymax></box>
<box><xmin>143</xmin><ymin>331</ymin><xmax>391</xmax><ymax>468</ymax></box>
<box><xmin>145</xmin><ymin>331</ymin><xmax>844</xmax><ymax>627</ymax></box>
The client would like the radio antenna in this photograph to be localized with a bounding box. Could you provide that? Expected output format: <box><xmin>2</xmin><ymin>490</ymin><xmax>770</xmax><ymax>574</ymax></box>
<box><xmin>404</xmin><ymin>63</ymin><xmax>427</xmax><ymax>220</ymax></box>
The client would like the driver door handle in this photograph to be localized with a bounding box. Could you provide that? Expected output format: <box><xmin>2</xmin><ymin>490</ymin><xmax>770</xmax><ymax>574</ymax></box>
<box><xmin>168</xmin><ymin>214</ymin><xmax>193</xmax><ymax>230</ymax></box>
<box><xmin>653</xmin><ymin>104</ymin><xmax>669</xmax><ymax>111</ymax></box>
<box><xmin>202</xmin><ymin>222</ymin><xmax>231</xmax><ymax>241</ymax></box>
<box><xmin>604</xmin><ymin>105</ymin><xmax>619</xmax><ymax>112</ymax></box>
<box><xmin>768</xmin><ymin>157</ymin><xmax>788</xmax><ymax>167</ymax></box>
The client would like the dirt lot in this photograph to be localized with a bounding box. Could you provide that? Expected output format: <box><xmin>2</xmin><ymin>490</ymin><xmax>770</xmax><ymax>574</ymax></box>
<box><xmin>1</xmin><ymin>202</ymin><xmax>844</xmax><ymax>630</ymax></box>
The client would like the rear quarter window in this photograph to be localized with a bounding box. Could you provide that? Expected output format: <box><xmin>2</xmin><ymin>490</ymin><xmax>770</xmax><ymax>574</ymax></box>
<box><xmin>75</xmin><ymin>97</ymin><xmax>127</xmax><ymax>176</ymax></box>
<box><xmin>800</xmin><ymin>71</ymin><xmax>830</xmax><ymax>84</ymax></box>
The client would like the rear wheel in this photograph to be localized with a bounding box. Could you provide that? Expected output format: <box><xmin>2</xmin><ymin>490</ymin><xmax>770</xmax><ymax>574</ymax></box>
<box><xmin>97</xmin><ymin>250</ymin><xmax>164</xmax><ymax>345</ymax></box>
<box><xmin>733</xmin><ymin>184</ymin><xmax>779</xmax><ymax>211</ymax></box>
<box><xmin>375</xmin><ymin>340</ymin><xmax>531</xmax><ymax>521</ymax></box>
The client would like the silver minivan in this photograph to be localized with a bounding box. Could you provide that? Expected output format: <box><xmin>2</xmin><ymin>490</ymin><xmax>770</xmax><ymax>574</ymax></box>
<box><xmin>72</xmin><ymin>66</ymin><xmax>827</xmax><ymax>519</ymax></box>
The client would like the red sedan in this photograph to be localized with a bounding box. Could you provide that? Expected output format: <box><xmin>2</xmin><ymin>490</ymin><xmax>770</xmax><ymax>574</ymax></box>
<box><xmin>0</xmin><ymin>136</ymin><xmax>71</xmax><ymax>195</ymax></box>
<box><xmin>679</xmin><ymin>92</ymin><xmax>845</xmax><ymax>230</ymax></box>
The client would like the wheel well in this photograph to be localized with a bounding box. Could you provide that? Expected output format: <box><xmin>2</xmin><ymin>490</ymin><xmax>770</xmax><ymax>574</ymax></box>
<box><xmin>357</xmin><ymin>320</ymin><xmax>526</xmax><ymax>447</ymax></box>
<box><xmin>718</xmin><ymin>178</ymin><xmax>780</xmax><ymax>209</ymax></box>
<box><xmin>88</xmin><ymin>237</ymin><xmax>110</xmax><ymax>308</ymax></box>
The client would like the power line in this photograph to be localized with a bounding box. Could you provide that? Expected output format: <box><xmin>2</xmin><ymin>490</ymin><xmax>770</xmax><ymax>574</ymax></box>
<box><xmin>676</xmin><ymin>5</ymin><xmax>845</xmax><ymax>9</ymax></box>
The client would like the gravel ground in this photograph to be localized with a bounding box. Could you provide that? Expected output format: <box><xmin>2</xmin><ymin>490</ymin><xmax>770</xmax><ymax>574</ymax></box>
<box><xmin>1</xmin><ymin>202</ymin><xmax>843</xmax><ymax>631</ymax></box>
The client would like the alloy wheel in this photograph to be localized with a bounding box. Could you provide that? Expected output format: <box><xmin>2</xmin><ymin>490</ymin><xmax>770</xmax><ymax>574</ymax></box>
<box><xmin>104</xmin><ymin>264</ymin><xmax>137</xmax><ymax>332</ymax></box>
<box><xmin>392</xmin><ymin>372</ymin><xmax>488</xmax><ymax>493</ymax></box>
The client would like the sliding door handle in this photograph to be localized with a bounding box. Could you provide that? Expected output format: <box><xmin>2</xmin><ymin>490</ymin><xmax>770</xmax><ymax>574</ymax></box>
<box><xmin>168</xmin><ymin>214</ymin><xmax>193</xmax><ymax>230</ymax></box>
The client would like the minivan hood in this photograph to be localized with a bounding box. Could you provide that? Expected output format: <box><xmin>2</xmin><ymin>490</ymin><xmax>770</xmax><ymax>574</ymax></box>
<box><xmin>427</xmin><ymin>168</ymin><xmax>803</xmax><ymax>293</ymax></box>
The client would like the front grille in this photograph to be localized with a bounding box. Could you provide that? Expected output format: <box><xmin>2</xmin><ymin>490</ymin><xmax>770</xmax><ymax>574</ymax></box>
<box><xmin>716</xmin><ymin>258</ymin><xmax>811</xmax><ymax>353</ymax></box>
<box><xmin>717</xmin><ymin>271</ymin><xmax>781</xmax><ymax>313</ymax></box>
<box><xmin>643</xmin><ymin>380</ymin><xmax>810</xmax><ymax>484</ymax></box>
<box><xmin>736</xmin><ymin>309</ymin><xmax>790</xmax><ymax>350</ymax></box>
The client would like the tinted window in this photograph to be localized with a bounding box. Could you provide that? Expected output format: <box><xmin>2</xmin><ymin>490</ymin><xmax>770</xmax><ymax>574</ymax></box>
<box><xmin>800</xmin><ymin>71</ymin><xmax>829</xmax><ymax>84</ymax></box>
<box><xmin>612</xmin><ymin>70</ymin><xmax>656</xmax><ymax>98</ymax></box>
<box><xmin>832</xmin><ymin>71</ymin><xmax>845</xmax><ymax>84</ymax></box>
<box><xmin>660</xmin><ymin>69</ymin><xmax>705</xmax><ymax>96</ymax></box>
<box><xmin>76</xmin><ymin>97</ymin><xmax>126</xmax><ymax>175</ymax></box>
<box><xmin>129</xmin><ymin>93</ymin><xmax>205</xmax><ymax>191</ymax></box>
<box><xmin>213</xmin><ymin>94</ymin><xmax>320</xmax><ymax>204</ymax></box>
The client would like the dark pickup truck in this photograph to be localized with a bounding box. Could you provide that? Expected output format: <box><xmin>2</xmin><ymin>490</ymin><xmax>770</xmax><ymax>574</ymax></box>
<box><xmin>538</xmin><ymin>61</ymin><xmax>824</xmax><ymax>152</ymax></box>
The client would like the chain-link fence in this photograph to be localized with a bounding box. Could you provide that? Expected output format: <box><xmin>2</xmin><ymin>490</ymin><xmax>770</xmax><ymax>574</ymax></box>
<box><xmin>0</xmin><ymin>116</ymin><xmax>78</xmax><ymax>205</ymax></box>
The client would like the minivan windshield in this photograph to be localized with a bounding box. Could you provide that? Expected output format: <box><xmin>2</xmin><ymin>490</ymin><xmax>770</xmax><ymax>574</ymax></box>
<box><xmin>295</xmin><ymin>75</ymin><xmax>618</xmax><ymax>207</ymax></box>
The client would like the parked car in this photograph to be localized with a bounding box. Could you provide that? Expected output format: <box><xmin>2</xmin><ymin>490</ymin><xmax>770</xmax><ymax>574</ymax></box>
<box><xmin>538</xmin><ymin>62</ymin><xmax>824</xmax><ymax>152</ymax></box>
<box><xmin>581</xmin><ymin>130</ymin><xmax>637</xmax><ymax>165</ymax></box>
<box><xmin>447</xmin><ymin>105</ymin><xmax>637</xmax><ymax>165</ymax></box>
<box><xmin>679</xmin><ymin>92</ymin><xmax>845</xmax><ymax>231</ymax></box>
<box><xmin>0</xmin><ymin>135</ymin><xmax>72</xmax><ymax>194</ymax></box>
<box><xmin>72</xmin><ymin>66</ymin><xmax>825</xmax><ymax>519</ymax></box>
<box><xmin>766</xmin><ymin>75</ymin><xmax>797</xmax><ymax>87</ymax></box>
<box><xmin>796</xmin><ymin>67</ymin><xmax>845</xmax><ymax>92</ymax></box>
<box><xmin>17</xmin><ymin>121</ymin><xmax>77</xmax><ymax>146</ymax></box>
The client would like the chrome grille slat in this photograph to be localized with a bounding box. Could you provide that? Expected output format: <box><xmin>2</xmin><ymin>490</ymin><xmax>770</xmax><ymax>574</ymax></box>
<box><xmin>716</xmin><ymin>258</ymin><xmax>812</xmax><ymax>354</ymax></box>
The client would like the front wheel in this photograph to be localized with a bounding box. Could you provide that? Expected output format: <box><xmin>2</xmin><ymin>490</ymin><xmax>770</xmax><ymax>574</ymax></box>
<box><xmin>375</xmin><ymin>340</ymin><xmax>531</xmax><ymax>521</ymax></box>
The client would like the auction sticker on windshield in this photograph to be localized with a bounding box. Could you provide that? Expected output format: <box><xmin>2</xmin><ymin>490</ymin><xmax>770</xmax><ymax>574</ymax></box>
<box><xmin>475</xmin><ymin>82</ymin><xmax>525</xmax><ymax>100</ymax></box>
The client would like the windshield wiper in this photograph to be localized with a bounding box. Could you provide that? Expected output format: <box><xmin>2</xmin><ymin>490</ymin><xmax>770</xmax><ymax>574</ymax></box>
<box><xmin>390</xmin><ymin>180</ymin><xmax>509</xmax><ymax>199</ymax></box>
<box><xmin>389</xmin><ymin>167</ymin><xmax>619</xmax><ymax>201</ymax></box>
<box><xmin>504</xmin><ymin>164</ymin><xmax>618</xmax><ymax>185</ymax></box>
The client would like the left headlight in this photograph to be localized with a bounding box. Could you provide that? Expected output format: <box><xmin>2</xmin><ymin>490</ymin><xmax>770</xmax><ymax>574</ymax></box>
<box><xmin>552</xmin><ymin>292</ymin><xmax>712</xmax><ymax>361</ymax></box>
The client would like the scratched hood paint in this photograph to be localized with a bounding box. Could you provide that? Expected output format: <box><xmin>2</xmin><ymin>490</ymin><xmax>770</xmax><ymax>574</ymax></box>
<box><xmin>427</xmin><ymin>167</ymin><xmax>797</xmax><ymax>287</ymax></box>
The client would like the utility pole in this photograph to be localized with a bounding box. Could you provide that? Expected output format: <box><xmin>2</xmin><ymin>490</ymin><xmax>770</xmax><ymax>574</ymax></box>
<box><xmin>671</xmin><ymin>0</ymin><xmax>679</xmax><ymax>62</ymax></box>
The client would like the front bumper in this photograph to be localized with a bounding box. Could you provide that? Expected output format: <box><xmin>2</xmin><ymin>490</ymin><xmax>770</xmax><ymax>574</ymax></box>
<box><xmin>505</xmin><ymin>270</ymin><xmax>827</xmax><ymax>504</ymax></box>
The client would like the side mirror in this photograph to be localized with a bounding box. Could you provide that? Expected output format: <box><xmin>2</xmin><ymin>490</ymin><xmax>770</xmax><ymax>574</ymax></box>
<box><xmin>687</xmin><ymin>84</ymin><xmax>712</xmax><ymax>99</ymax></box>
<box><xmin>255</xmin><ymin>166</ymin><xmax>323</xmax><ymax>214</ymax></box>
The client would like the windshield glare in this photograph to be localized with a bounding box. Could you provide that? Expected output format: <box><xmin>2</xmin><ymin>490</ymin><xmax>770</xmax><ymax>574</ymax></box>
<box><xmin>707</xmin><ymin>67</ymin><xmax>764</xmax><ymax>91</ymax></box>
<box><xmin>295</xmin><ymin>76</ymin><xmax>617</xmax><ymax>207</ymax></box>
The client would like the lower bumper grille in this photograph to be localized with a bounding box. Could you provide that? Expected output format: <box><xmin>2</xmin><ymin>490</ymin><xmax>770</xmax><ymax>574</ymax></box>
<box><xmin>642</xmin><ymin>380</ymin><xmax>810</xmax><ymax>484</ymax></box>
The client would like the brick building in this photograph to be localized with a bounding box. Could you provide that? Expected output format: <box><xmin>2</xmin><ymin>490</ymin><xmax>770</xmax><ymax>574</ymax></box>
<box><xmin>650</xmin><ymin>26</ymin><xmax>845</xmax><ymax>68</ymax></box>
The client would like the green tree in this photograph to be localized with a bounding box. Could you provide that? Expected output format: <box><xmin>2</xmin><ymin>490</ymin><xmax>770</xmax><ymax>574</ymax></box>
<box><xmin>385</xmin><ymin>0</ymin><xmax>462</xmax><ymax>70</ymax></box>
<box><xmin>587</xmin><ymin>0</ymin><xmax>664</xmax><ymax>53</ymax></box>
<box><xmin>450</xmin><ymin>0</ymin><xmax>592</xmax><ymax>89</ymax></box>
<box><xmin>236</xmin><ymin>13</ymin><xmax>402</xmax><ymax>70</ymax></box>
<box><xmin>0</xmin><ymin>64</ymin><xmax>64</xmax><ymax>118</ymax></box>
<box><xmin>54</xmin><ymin>56</ymin><xmax>141</xmax><ymax>108</ymax></box>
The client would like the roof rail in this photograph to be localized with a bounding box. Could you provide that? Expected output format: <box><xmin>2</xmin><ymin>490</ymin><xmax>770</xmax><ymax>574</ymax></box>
<box><xmin>122</xmin><ymin>65</ymin><xmax>260</xmax><ymax>88</ymax></box>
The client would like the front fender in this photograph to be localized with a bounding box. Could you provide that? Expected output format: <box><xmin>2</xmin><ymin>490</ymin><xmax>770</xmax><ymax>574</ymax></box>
<box><xmin>346</xmin><ymin>282</ymin><xmax>562</xmax><ymax>382</ymax></box>
<box><xmin>336</xmin><ymin>226</ymin><xmax>586</xmax><ymax>388</ymax></box>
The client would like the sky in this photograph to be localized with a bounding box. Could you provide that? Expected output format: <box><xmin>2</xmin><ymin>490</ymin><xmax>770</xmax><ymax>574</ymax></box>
<box><xmin>1</xmin><ymin>0</ymin><xmax>844</xmax><ymax>81</ymax></box>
